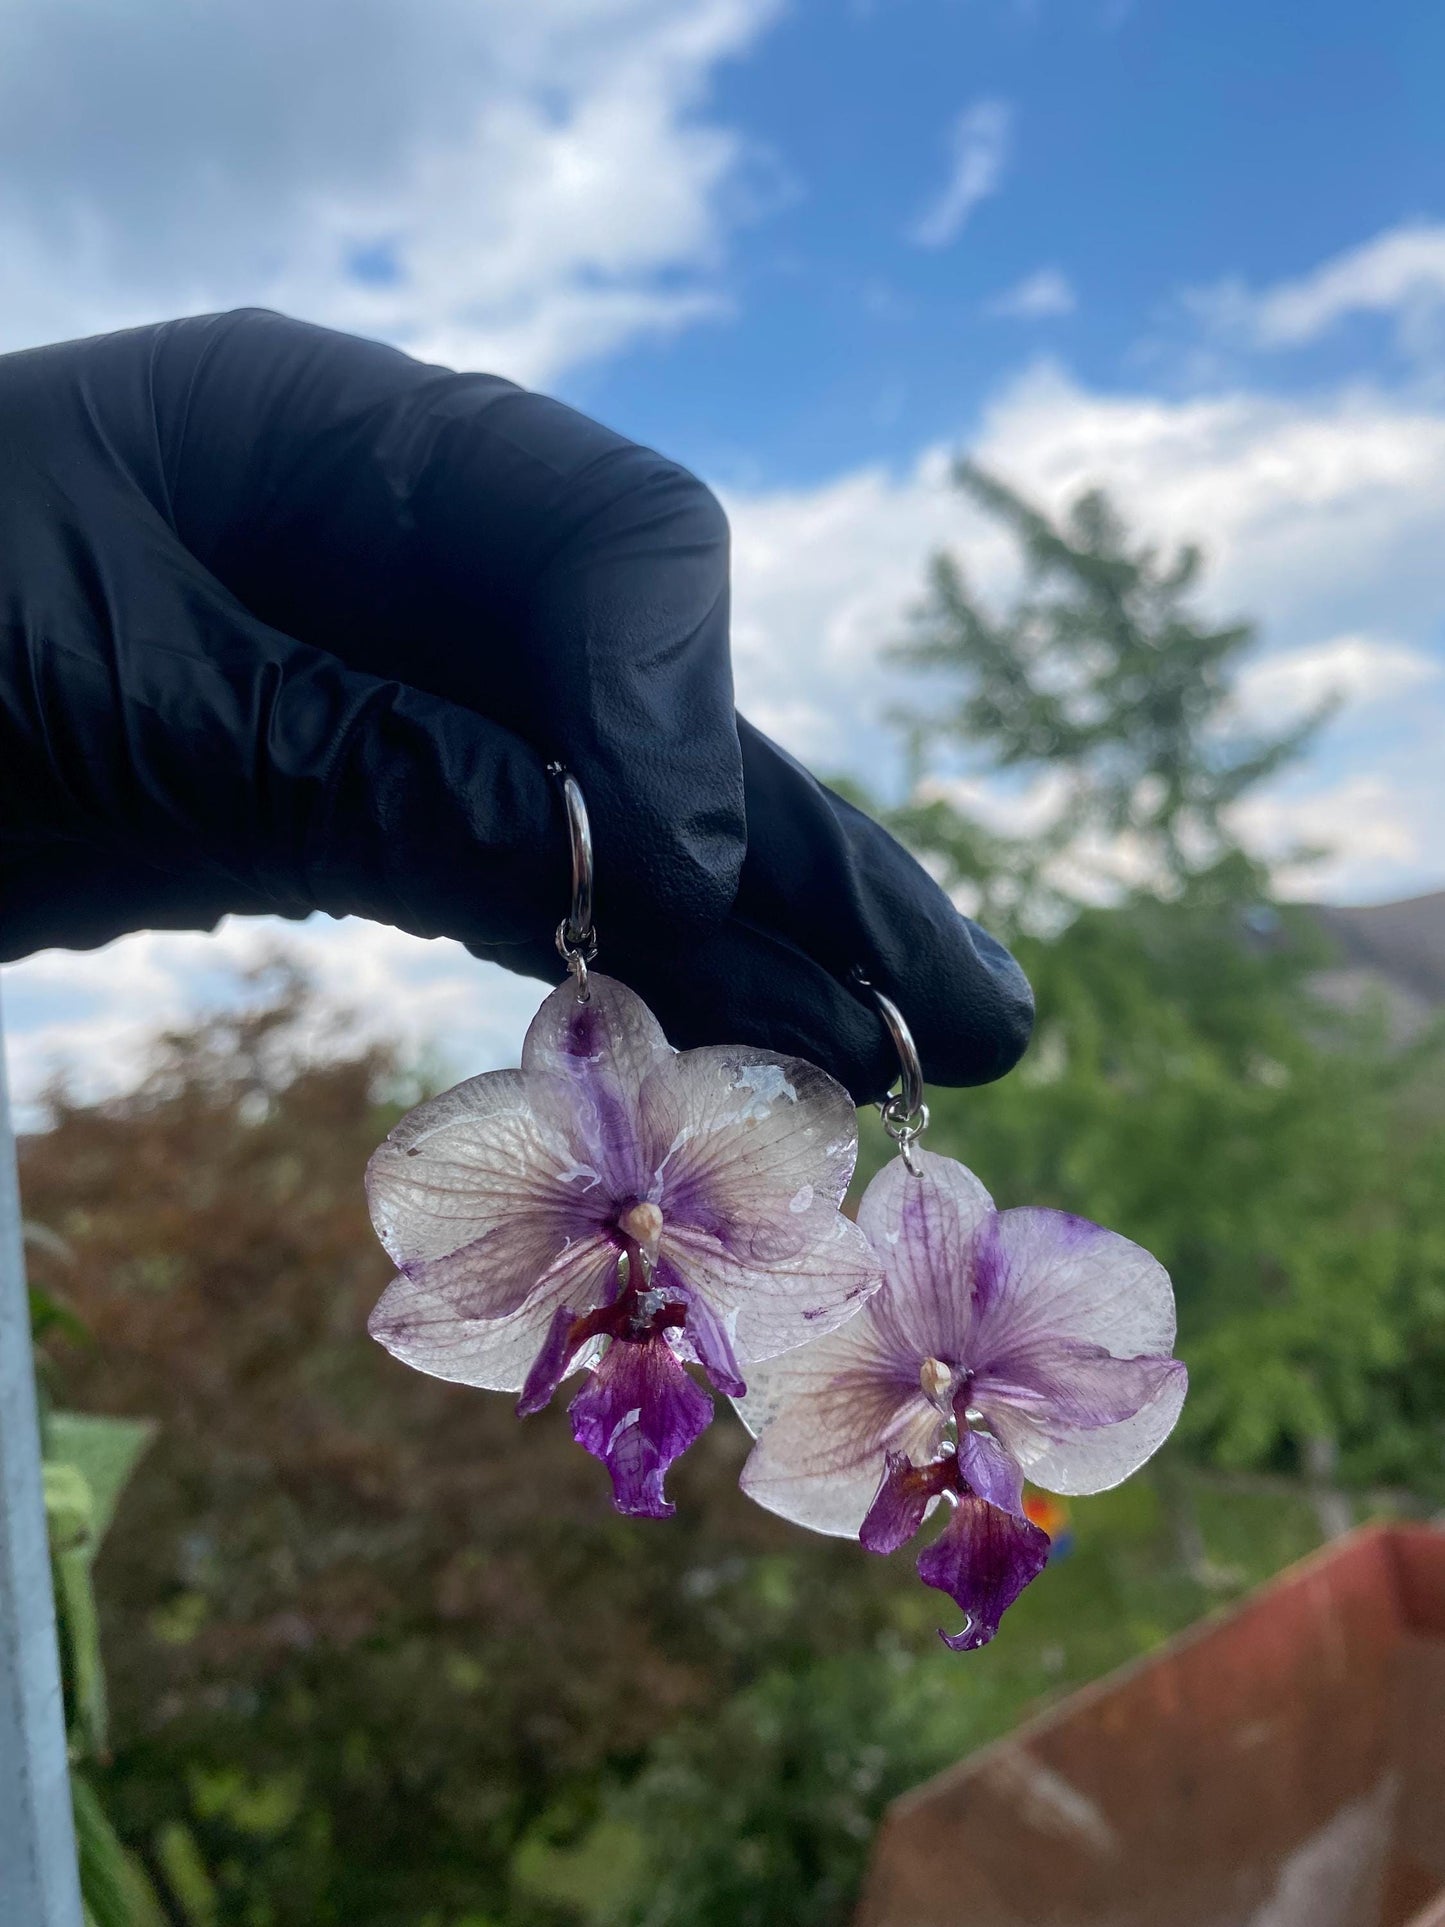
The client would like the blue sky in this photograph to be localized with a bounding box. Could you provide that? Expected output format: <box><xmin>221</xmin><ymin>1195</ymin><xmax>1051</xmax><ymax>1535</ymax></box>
<box><xmin>574</xmin><ymin>0</ymin><xmax>1445</xmax><ymax>480</ymax></box>
<box><xmin>2</xmin><ymin>0</ymin><xmax>1442</xmax><ymax>1108</ymax></box>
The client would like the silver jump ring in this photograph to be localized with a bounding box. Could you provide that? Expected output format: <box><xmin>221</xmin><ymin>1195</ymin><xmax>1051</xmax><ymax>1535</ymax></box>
<box><xmin>852</xmin><ymin>970</ymin><xmax>929</xmax><ymax>1175</ymax></box>
<box><xmin>547</xmin><ymin>763</ymin><xmax>598</xmax><ymax>1000</ymax></box>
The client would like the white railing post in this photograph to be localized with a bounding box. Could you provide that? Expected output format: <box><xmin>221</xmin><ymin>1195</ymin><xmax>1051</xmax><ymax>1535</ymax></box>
<box><xmin>0</xmin><ymin>988</ymin><xmax>83</xmax><ymax>1924</ymax></box>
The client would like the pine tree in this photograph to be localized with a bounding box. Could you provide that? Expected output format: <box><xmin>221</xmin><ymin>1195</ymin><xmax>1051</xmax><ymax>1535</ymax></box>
<box><xmin>887</xmin><ymin>460</ymin><xmax>1331</xmax><ymax>927</ymax></box>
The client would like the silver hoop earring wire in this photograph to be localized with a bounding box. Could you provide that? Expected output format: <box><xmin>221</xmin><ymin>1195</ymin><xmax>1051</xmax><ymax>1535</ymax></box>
<box><xmin>852</xmin><ymin>971</ymin><xmax>929</xmax><ymax>1175</ymax></box>
<box><xmin>547</xmin><ymin>763</ymin><xmax>598</xmax><ymax>1002</ymax></box>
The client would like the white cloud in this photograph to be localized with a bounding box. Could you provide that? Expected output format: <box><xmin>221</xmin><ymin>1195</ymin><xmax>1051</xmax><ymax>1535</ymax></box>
<box><xmin>914</xmin><ymin>770</ymin><xmax>1070</xmax><ymax>842</ymax></box>
<box><xmin>0</xmin><ymin>0</ymin><xmax>779</xmax><ymax>384</ymax></box>
<box><xmin>727</xmin><ymin>364</ymin><xmax>1445</xmax><ymax>760</ymax></box>
<box><xmin>917</xmin><ymin>756</ymin><xmax>1439</xmax><ymax>912</ymax></box>
<box><xmin>908</xmin><ymin>100</ymin><xmax>1011</xmax><ymax>249</ymax></box>
<box><xmin>1190</xmin><ymin>221</ymin><xmax>1445</xmax><ymax>354</ymax></box>
<box><xmin>1234</xmin><ymin>635</ymin><xmax>1440</xmax><ymax>725</ymax></box>
<box><xmin>723</xmin><ymin>445</ymin><xmax>1020</xmax><ymax>764</ymax></box>
<box><xmin>968</xmin><ymin>363</ymin><xmax>1445</xmax><ymax>650</ymax></box>
<box><xmin>4</xmin><ymin>917</ymin><xmax>542</xmax><ymax>1129</ymax></box>
<box><xmin>1232</xmin><ymin>775</ymin><xmax>1433</xmax><ymax>901</ymax></box>
<box><xmin>914</xmin><ymin>769</ymin><xmax>1189</xmax><ymax>907</ymax></box>
<box><xmin>724</xmin><ymin>361</ymin><xmax>1445</xmax><ymax>906</ymax></box>
<box><xmin>986</xmin><ymin>267</ymin><xmax>1076</xmax><ymax>319</ymax></box>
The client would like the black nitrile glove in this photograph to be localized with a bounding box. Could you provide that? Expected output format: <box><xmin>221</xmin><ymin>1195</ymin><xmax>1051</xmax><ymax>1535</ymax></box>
<box><xmin>0</xmin><ymin>310</ymin><xmax>1031</xmax><ymax>1100</ymax></box>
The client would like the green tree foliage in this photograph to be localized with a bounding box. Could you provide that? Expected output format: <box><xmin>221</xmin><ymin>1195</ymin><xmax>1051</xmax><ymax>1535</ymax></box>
<box><xmin>888</xmin><ymin>460</ymin><xmax>1331</xmax><ymax>923</ymax></box>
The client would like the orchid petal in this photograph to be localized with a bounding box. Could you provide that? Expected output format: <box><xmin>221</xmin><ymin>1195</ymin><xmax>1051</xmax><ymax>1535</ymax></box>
<box><xmin>915</xmin><ymin>1496</ymin><xmax>1051</xmax><ymax>1652</ymax></box>
<box><xmin>737</xmin><ymin>1319</ymin><xmax>942</xmax><ymax>1539</ymax></box>
<box><xmin>663</xmin><ymin>1281</ymin><xmax>746</xmax><ymax>1398</ymax></box>
<box><xmin>517</xmin><ymin>1304</ymin><xmax>590</xmax><ymax>1417</ymax></box>
<box><xmin>662</xmin><ymin>1211</ymin><xmax>880</xmax><ymax>1365</ymax></box>
<box><xmin>859</xmin><ymin>1453</ymin><xmax>939</xmax><ymax>1555</ymax></box>
<box><xmin>392</xmin><ymin>1211</ymin><xmax>620</xmax><ymax>1327</ymax></box>
<box><xmin>367</xmin><ymin>1236</ymin><xmax>616</xmax><ymax>1392</ymax></box>
<box><xmin>367</xmin><ymin>1067</ymin><xmax>613</xmax><ymax>1320</ymax></box>
<box><xmin>955</xmin><ymin>1427</ymin><xmax>1026</xmax><ymax>1519</ymax></box>
<box><xmin>969</xmin><ymin>1207</ymin><xmax>1178</xmax><ymax>1373</ymax></box>
<box><xmin>521</xmin><ymin>974</ymin><xmax>670</xmax><ymax>1202</ymax></box>
<box><xmin>980</xmin><ymin>1342</ymin><xmax>1183</xmax><ymax>1432</ymax></box>
<box><xmin>985</xmin><ymin>1358</ymin><xmax>1188</xmax><ymax>1497</ymax></box>
<box><xmin>855</xmin><ymin>1151</ymin><xmax>995</xmax><ymax>1362</ymax></box>
<box><xmin>567</xmin><ymin>1334</ymin><xmax>712</xmax><ymax>1518</ymax></box>
<box><xmin>963</xmin><ymin>1206</ymin><xmax>1185</xmax><ymax>1494</ymax></box>
<box><xmin>640</xmin><ymin>1046</ymin><xmax>859</xmax><ymax>1264</ymax></box>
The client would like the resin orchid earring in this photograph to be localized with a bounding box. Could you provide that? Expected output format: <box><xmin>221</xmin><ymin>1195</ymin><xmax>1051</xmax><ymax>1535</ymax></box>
<box><xmin>363</xmin><ymin>765</ymin><xmax>882</xmax><ymax>1518</ymax></box>
<box><xmin>737</xmin><ymin>979</ymin><xmax>1188</xmax><ymax>1651</ymax></box>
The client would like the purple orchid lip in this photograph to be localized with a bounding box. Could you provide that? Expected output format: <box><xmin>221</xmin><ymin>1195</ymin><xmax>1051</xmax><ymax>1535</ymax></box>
<box><xmin>735</xmin><ymin>1147</ymin><xmax>1187</xmax><ymax>1648</ymax></box>
<box><xmin>858</xmin><ymin>1397</ymin><xmax>1053</xmax><ymax>1649</ymax></box>
<box><xmin>511</xmin><ymin>1232</ymin><xmax>721</xmax><ymax>1518</ymax></box>
<box><xmin>516</xmin><ymin>1256</ymin><xmax>688</xmax><ymax>1420</ymax></box>
<box><xmin>365</xmin><ymin>972</ymin><xmax>882</xmax><ymax>1516</ymax></box>
<box><xmin>915</xmin><ymin>1492</ymin><xmax>1052</xmax><ymax>1652</ymax></box>
<box><xmin>569</xmin><ymin>1327</ymin><xmax>713</xmax><ymax>1519</ymax></box>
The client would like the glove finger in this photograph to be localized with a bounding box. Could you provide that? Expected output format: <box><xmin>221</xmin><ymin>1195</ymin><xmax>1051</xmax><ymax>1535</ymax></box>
<box><xmin>148</xmin><ymin>309</ymin><xmax>745</xmax><ymax>934</ymax></box>
<box><xmin>474</xmin><ymin>721</ymin><xmax>1033</xmax><ymax>1102</ymax></box>
<box><xmin>0</xmin><ymin>843</ymin><xmax>289</xmax><ymax>962</ymax></box>
<box><xmin>12</xmin><ymin>557</ymin><xmax>571</xmax><ymax>950</ymax></box>
<box><xmin>9</xmin><ymin>672</ymin><xmax>1024</xmax><ymax>1103</ymax></box>
<box><xmin>725</xmin><ymin>719</ymin><xmax>1033</xmax><ymax>1093</ymax></box>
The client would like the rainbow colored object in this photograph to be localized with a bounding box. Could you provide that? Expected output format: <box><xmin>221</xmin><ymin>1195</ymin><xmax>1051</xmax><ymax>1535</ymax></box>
<box><xmin>1024</xmin><ymin>1491</ymin><xmax>1075</xmax><ymax>1560</ymax></box>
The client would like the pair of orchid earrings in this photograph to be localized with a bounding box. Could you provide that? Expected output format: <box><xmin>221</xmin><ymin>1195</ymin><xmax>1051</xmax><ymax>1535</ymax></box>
<box><xmin>365</xmin><ymin>771</ymin><xmax>1186</xmax><ymax>1651</ymax></box>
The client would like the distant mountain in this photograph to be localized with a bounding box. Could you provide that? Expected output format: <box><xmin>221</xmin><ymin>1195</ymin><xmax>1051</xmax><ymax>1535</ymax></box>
<box><xmin>1305</xmin><ymin>891</ymin><xmax>1445</xmax><ymax>1043</ymax></box>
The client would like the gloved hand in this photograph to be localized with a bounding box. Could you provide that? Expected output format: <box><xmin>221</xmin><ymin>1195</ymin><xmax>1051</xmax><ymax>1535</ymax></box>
<box><xmin>0</xmin><ymin>309</ymin><xmax>1031</xmax><ymax>1100</ymax></box>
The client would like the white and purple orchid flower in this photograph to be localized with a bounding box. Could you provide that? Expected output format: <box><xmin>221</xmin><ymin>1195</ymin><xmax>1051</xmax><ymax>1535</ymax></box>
<box><xmin>737</xmin><ymin>1150</ymin><xmax>1187</xmax><ymax>1650</ymax></box>
<box><xmin>366</xmin><ymin>974</ymin><xmax>880</xmax><ymax>1518</ymax></box>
